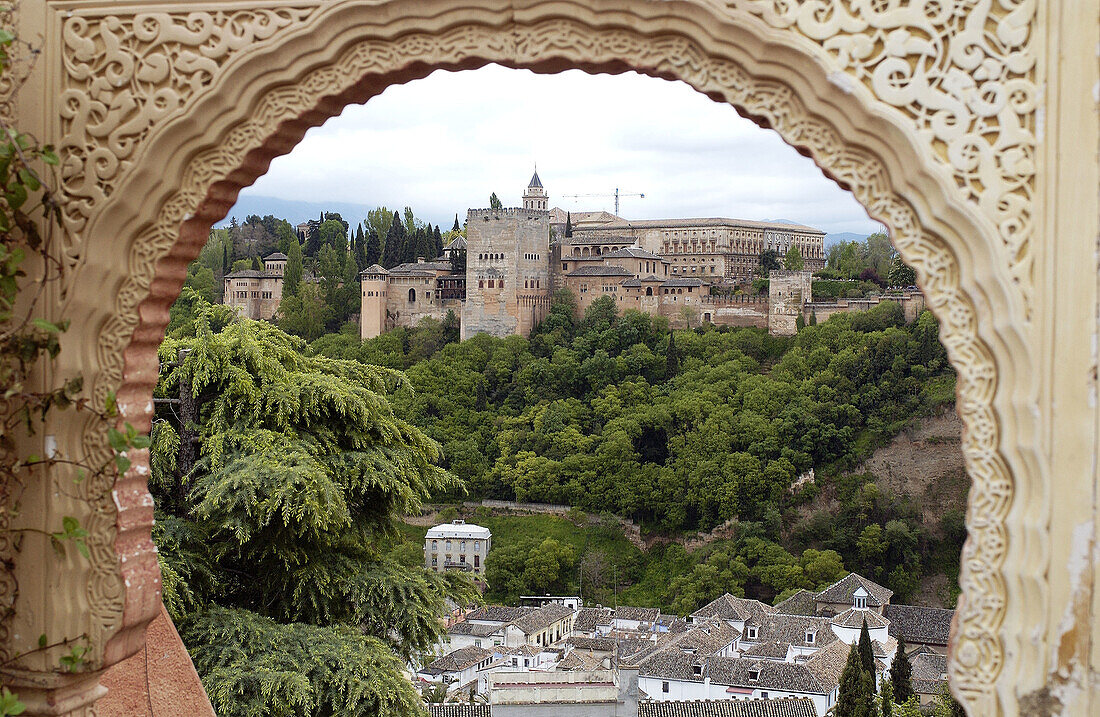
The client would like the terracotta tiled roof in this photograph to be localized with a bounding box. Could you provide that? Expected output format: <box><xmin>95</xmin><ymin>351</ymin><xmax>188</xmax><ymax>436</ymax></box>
<box><xmin>574</xmin><ymin>607</ymin><xmax>614</xmax><ymax>632</ymax></box>
<box><xmin>657</xmin><ymin>620</ymin><xmax>739</xmax><ymax>657</ymax></box>
<box><xmin>773</xmin><ymin>589</ymin><xmax>817</xmax><ymax>617</ymax></box>
<box><xmin>567</xmin><ymin>264</ymin><xmax>634</xmax><ymax>277</ymax></box>
<box><xmin>706</xmin><ymin>656</ymin><xmax>829</xmax><ymax>694</ymax></box>
<box><xmin>690</xmin><ymin>594</ymin><xmax>776</xmax><ymax>625</ymax></box>
<box><xmin>638</xmin><ymin>648</ymin><xmax>700</xmax><ymax>681</ymax></box>
<box><xmin>511</xmin><ymin>603</ymin><xmax>574</xmax><ymax>635</ymax></box>
<box><xmin>447</xmin><ymin>621</ymin><xmax>502</xmax><ymax>637</ymax></box>
<box><xmin>814</xmin><ymin>573</ymin><xmax>893</xmax><ymax>607</ymax></box>
<box><xmin>803</xmin><ymin>639</ymin><xmax>850</xmax><ymax>693</ymax></box>
<box><xmin>564</xmin><ymin>636</ymin><xmax>615</xmax><ymax>652</ymax></box>
<box><xmin>638</xmin><ymin>698</ymin><xmax>817</xmax><ymax>717</ymax></box>
<box><xmin>884</xmin><ymin>604</ymin><xmax>954</xmax><ymax>646</ymax></box>
<box><xmin>910</xmin><ymin>650</ymin><xmax>949</xmax><ymax>695</ymax></box>
<box><xmin>604</xmin><ymin>246</ymin><xmax>665</xmax><ymax>260</ymax></box>
<box><xmin>388</xmin><ymin>260</ymin><xmax>451</xmax><ymax>275</ymax></box>
<box><xmin>556</xmin><ymin>651</ymin><xmax>604</xmax><ymax>671</ymax></box>
<box><xmin>740</xmin><ymin>641</ymin><xmax>791</xmax><ymax>659</ymax></box>
<box><xmin>424</xmin><ymin>646</ymin><xmax>492</xmax><ymax>674</ymax></box>
<box><xmin>753</xmin><ymin>614</ymin><xmax>837</xmax><ymax>649</ymax></box>
<box><xmin>615</xmin><ymin>606</ymin><xmax>661</xmax><ymax>622</ymax></box>
<box><xmin>465</xmin><ymin>605</ymin><xmax>535</xmax><ymax>623</ymax></box>
<box><xmin>830</xmin><ymin>608</ymin><xmax>889</xmax><ymax>629</ymax></box>
<box><xmin>662</xmin><ymin>277</ymin><xmax>708</xmax><ymax>287</ymax></box>
<box><xmin>224</xmin><ymin>269</ymin><xmax>276</xmax><ymax>279</ymax></box>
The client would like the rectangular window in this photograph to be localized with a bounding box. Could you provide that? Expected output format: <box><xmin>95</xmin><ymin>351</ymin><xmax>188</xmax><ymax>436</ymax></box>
<box><xmin>662</xmin><ymin>681</ymin><xmax>669</xmax><ymax>693</ymax></box>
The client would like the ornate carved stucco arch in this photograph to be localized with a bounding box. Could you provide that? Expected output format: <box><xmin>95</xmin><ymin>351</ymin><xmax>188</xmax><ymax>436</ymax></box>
<box><xmin>9</xmin><ymin>1</ymin><xmax>1082</xmax><ymax>716</ymax></box>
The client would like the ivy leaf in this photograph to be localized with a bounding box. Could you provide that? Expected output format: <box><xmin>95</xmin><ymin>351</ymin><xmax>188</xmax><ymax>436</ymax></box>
<box><xmin>106</xmin><ymin>428</ymin><xmax>126</xmax><ymax>453</ymax></box>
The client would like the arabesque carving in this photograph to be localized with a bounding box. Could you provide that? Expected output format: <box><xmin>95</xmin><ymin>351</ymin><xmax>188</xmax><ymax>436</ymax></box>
<box><xmin>25</xmin><ymin>1</ymin><xmax>1048</xmax><ymax>714</ymax></box>
<box><xmin>59</xmin><ymin>7</ymin><xmax>318</xmax><ymax>239</ymax></box>
<box><xmin>737</xmin><ymin>0</ymin><xmax>1036</xmax><ymax>307</ymax></box>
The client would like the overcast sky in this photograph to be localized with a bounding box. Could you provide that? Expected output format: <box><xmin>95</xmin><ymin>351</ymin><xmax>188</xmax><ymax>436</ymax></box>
<box><xmin>241</xmin><ymin>65</ymin><xmax>881</xmax><ymax>236</ymax></box>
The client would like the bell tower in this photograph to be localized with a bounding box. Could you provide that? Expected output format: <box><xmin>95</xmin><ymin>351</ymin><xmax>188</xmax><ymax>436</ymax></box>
<box><xmin>523</xmin><ymin>167</ymin><xmax>548</xmax><ymax>211</ymax></box>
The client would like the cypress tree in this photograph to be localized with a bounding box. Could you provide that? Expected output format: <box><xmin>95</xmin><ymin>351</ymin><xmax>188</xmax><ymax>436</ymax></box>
<box><xmin>665</xmin><ymin>331</ymin><xmax>680</xmax><ymax>379</ymax></box>
<box><xmin>365</xmin><ymin>229</ymin><xmax>381</xmax><ymax>267</ymax></box>
<box><xmin>837</xmin><ymin>644</ymin><xmax>875</xmax><ymax>717</ymax></box>
<box><xmin>891</xmin><ymin>635</ymin><xmax>913</xmax><ymax>704</ymax></box>
<box><xmin>283</xmin><ymin>238</ymin><xmax>303</xmax><ymax>298</ymax></box>
<box><xmin>222</xmin><ymin>236</ymin><xmax>231</xmax><ymax>276</ymax></box>
<box><xmin>353</xmin><ymin>224</ymin><xmax>368</xmax><ymax>271</ymax></box>
<box><xmin>565</xmin><ymin>211</ymin><xmax>573</xmax><ymax>238</ymax></box>
<box><xmin>452</xmin><ymin>214</ymin><xmax>460</xmax><ymax>232</ymax></box>
<box><xmin>433</xmin><ymin>225</ymin><xmax>444</xmax><ymax>257</ymax></box>
<box><xmin>880</xmin><ymin>680</ymin><xmax>893</xmax><ymax>717</ymax></box>
<box><xmin>858</xmin><ymin>619</ymin><xmax>876</xmax><ymax>678</ymax></box>
<box><xmin>382</xmin><ymin>211</ymin><xmax>406</xmax><ymax>268</ymax></box>
<box><xmin>252</xmin><ymin>256</ymin><xmax>262</xmax><ymax>271</ymax></box>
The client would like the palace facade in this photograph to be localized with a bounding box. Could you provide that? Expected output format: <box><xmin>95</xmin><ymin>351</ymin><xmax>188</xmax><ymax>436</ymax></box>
<box><xmin>359</xmin><ymin>173</ymin><xmax>829</xmax><ymax>339</ymax></box>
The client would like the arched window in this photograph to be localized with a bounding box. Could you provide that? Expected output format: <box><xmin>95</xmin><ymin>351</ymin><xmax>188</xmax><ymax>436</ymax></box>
<box><xmin>408</xmin><ymin>288</ymin><xmax>416</xmax><ymax>303</ymax></box>
<box><xmin>646</xmin><ymin>287</ymin><xmax>653</xmax><ymax>296</ymax></box>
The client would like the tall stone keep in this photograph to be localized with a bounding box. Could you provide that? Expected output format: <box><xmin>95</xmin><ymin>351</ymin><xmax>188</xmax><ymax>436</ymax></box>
<box><xmin>523</xmin><ymin>169</ymin><xmax>548</xmax><ymax>211</ymax></box>
<box><xmin>359</xmin><ymin>264</ymin><xmax>389</xmax><ymax>340</ymax></box>
<box><xmin>462</xmin><ymin>201</ymin><xmax>551</xmax><ymax>339</ymax></box>
<box><xmin>768</xmin><ymin>270</ymin><xmax>812</xmax><ymax>335</ymax></box>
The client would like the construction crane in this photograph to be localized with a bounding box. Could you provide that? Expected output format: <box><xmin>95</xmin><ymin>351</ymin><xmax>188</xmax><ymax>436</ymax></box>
<box><xmin>560</xmin><ymin>188</ymin><xmax>645</xmax><ymax>216</ymax></box>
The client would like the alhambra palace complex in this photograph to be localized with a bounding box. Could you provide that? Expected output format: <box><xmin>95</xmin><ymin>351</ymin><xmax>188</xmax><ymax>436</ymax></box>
<box><xmin>229</xmin><ymin>172</ymin><xmax>925</xmax><ymax>339</ymax></box>
<box><xmin>6</xmin><ymin>2</ymin><xmax>1097</xmax><ymax>716</ymax></box>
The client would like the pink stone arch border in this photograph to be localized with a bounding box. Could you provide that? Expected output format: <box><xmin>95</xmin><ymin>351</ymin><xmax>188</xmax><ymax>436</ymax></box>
<box><xmin>67</xmin><ymin>2</ymin><xmax>1037</xmax><ymax>713</ymax></box>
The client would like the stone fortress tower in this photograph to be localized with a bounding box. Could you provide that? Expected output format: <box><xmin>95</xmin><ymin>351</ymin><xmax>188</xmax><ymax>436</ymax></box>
<box><xmin>461</xmin><ymin>171</ymin><xmax>552</xmax><ymax>339</ymax></box>
<box><xmin>768</xmin><ymin>269</ymin><xmax>813</xmax><ymax>335</ymax></box>
<box><xmin>359</xmin><ymin>264</ymin><xmax>389</xmax><ymax>340</ymax></box>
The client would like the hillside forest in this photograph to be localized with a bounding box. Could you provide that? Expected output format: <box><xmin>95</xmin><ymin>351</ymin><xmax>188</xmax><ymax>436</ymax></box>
<box><xmin>155</xmin><ymin>217</ymin><xmax>967</xmax><ymax>715</ymax></box>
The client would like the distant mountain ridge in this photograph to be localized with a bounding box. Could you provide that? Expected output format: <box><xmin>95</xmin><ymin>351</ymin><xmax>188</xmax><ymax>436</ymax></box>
<box><xmin>215</xmin><ymin>194</ymin><xmax>375</xmax><ymax>229</ymax></box>
<box><xmin>824</xmin><ymin>231</ymin><xmax>869</xmax><ymax>247</ymax></box>
<box><xmin>219</xmin><ymin>195</ymin><xmax>875</xmax><ymax>251</ymax></box>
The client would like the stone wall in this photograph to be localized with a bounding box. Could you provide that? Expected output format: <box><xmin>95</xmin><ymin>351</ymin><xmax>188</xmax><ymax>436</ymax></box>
<box><xmin>462</xmin><ymin>208</ymin><xmax>551</xmax><ymax>339</ymax></box>
<box><xmin>768</xmin><ymin>270</ymin><xmax>812</xmax><ymax>335</ymax></box>
<box><xmin>804</xmin><ymin>291</ymin><xmax>926</xmax><ymax>324</ymax></box>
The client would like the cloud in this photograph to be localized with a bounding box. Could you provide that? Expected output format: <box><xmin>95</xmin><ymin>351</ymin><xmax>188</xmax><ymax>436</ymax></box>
<box><xmin>241</xmin><ymin>65</ymin><xmax>879</xmax><ymax>236</ymax></box>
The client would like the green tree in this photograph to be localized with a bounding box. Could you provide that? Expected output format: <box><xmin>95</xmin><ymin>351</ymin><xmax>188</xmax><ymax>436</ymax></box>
<box><xmin>665</xmin><ymin>331</ymin><xmax>680</xmax><ymax>380</ymax></box>
<box><xmin>352</xmin><ymin>224</ymin><xmax>368</xmax><ymax>271</ymax></box>
<box><xmin>382</xmin><ymin>211</ymin><xmax>406</xmax><ymax>268</ymax></box>
<box><xmin>564</xmin><ymin>212</ymin><xmax>573</xmax><ymax>238</ymax></box>
<box><xmin>888</xmin><ymin>255</ymin><xmax>916</xmax><ymax>287</ymax></box>
<box><xmin>433</xmin><ymin>225</ymin><xmax>444</xmax><ymax>257</ymax></box>
<box><xmin>365</xmin><ymin>228</ymin><xmax>381</xmax><ymax>267</ymax></box>
<box><xmin>152</xmin><ymin>306</ymin><xmax>476</xmax><ymax>717</ymax></box>
<box><xmin>283</xmin><ymin>239</ymin><xmax>303</xmax><ymax>298</ymax></box>
<box><xmin>784</xmin><ymin>245</ymin><xmax>804</xmax><ymax>270</ymax></box>
<box><xmin>891</xmin><ymin>635</ymin><xmax>913</xmax><ymax>703</ymax></box>
<box><xmin>489</xmin><ymin>193</ymin><xmax>503</xmax><ymax>210</ymax></box>
<box><xmin>858</xmin><ymin>619</ymin><xmax>875</xmax><ymax>676</ymax></box>
<box><xmin>317</xmin><ymin>219</ymin><xmax>348</xmax><ymax>254</ymax></box>
<box><xmin>837</xmin><ymin>644</ymin><xmax>875</xmax><ymax>717</ymax></box>
<box><xmin>452</xmin><ymin>214</ymin><xmax>461</xmax><ymax>232</ymax></box>
<box><xmin>880</xmin><ymin>679</ymin><xmax>894</xmax><ymax>717</ymax></box>
<box><xmin>757</xmin><ymin>249</ymin><xmax>781</xmax><ymax>276</ymax></box>
<box><xmin>932</xmin><ymin>683</ymin><xmax>965</xmax><ymax>717</ymax></box>
<box><xmin>278</xmin><ymin>282</ymin><xmax>334</xmax><ymax>341</ymax></box>
<box><xmin>366</xmin><ymin>207</ymin><xmax>394</xmax><ymax>246</ymax></box>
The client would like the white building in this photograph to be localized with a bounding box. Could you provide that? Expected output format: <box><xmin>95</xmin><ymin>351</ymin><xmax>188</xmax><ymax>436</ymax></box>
<box><xmin>425</xmin><ymin>519</ymin><xmax>492</xmax><ymax>576</ymax></box>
